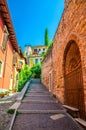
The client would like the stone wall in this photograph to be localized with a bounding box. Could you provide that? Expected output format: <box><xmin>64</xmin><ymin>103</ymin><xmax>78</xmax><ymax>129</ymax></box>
<box><xmin>42</xmin><ymin>0</ymin><xmax>86</xmax><ymax>119</ymax></box>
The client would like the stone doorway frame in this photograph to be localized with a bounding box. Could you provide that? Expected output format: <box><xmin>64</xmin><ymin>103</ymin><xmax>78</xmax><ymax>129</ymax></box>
<box><xmin>63</xmin><ymin>39</ymin><xmax>85</xmax><ymax>120</ymax></box>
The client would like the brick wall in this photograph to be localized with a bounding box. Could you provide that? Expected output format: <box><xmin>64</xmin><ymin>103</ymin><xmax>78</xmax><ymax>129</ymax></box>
<box><xmin>42</xmin><ymin>0</ymin><xmax>86</xmax><ymax>119</ymax></box>
<box><xmin>42</xmin><ymin>49</ymin><xmax>52</xmax><ymax>91</ymax></box>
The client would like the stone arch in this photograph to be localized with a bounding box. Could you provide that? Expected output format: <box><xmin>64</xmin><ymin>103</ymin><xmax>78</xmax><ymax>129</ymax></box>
<box><xmin>63</xmin><ymin>40</ymin><xmax>85</xmax><ymax>120</ymax></box>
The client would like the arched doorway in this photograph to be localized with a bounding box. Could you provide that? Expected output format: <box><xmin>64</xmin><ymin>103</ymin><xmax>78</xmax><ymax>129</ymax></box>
<box><xmin>64</xmin><ymin>40</ymin><xmax>85</xmax><ymax>119</ymax></box>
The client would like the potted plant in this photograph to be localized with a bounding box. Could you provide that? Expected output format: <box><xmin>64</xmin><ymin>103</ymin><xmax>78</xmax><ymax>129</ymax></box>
<box><xmin>0</xmin><ymin>92</ymin><xmax>5</xmax><ymax>98</ymax></box>
<box><xmin>5</xmin><ymin>90</ymin><xmax>9</xmax><ymax>96</ymax></box>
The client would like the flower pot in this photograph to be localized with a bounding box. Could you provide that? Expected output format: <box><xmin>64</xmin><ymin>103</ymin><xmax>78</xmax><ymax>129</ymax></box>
<box><xmin>0</xmin><ymin>94</ymin><xmax>4</xmax><ymax>98</ymax></box>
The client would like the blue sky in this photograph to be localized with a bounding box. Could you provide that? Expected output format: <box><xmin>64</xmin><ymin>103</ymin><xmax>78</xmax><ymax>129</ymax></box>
<box><xmin>7</xmin><ymin>0</ymin><xmax>64</xmax><ymax>50</ymax></box>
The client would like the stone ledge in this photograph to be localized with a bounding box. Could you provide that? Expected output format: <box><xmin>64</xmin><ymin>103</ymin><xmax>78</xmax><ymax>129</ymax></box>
<box><xmin>75</xmin><ymin>118</ymin><xmax>86</xmax><ymax>128</ymax></box>
<box><xmin>17</xmin><ymin>81</ymin><xmax>30</xmax><ymax>101</ymax></box>
<box><xmin>9</xmin><ymin>110</ymin><xmax>17</xmax><ymax>130</ymax></box>
<box><xmin>63</xmin><ymin>105</ymin><xmax>79</xmax><ymax>118</ymax></box>
<box><xmin>8</xmin><ymin>81</ymin><xmax>31</xmax><ymax>130</ymax></box>
<box><xmin>8</xmin><ymin>81</ymin><xmax>30</xmax><ymax>111</ymax></box>
<box><xmin>63</xmin><ymin>105</ymin><xmax>79</xmax><ymax>111</ymax></box>
<box><xmin>8</xmin><ymin>102</ymin><xmax>21</xmax><ymax>111</ymax></box>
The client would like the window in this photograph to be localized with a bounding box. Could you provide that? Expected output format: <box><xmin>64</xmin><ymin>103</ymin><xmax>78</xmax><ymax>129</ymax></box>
<box><xmin>35</xmin><ymin>59</ymin><xmax>38</xmax><ymax>64</ymax></box>
<box><xmin>0</xmin><ymin>60</ymin><xmax>3</xmax><ymax>77</ymax></box>
<box><xmin>40</xmin><ymin>58</ymin><xmax>42</xmax><ymax>61</ymax></box>
<box><xmin>26</xmin><ymin>52</ymin><xmax>28</xmax><ymax>56</ymax></box>
<box><xmin>2</xmin><ymin>26</ymin><xmax>9</xmax><ymax>51</ymax></box>
<box><xmin>43</xmin><ymin>48</ymin><xmax>45</xmax><ymax>51</ymax></box>
<box><xmin>27</xmin><ymin>58</ymin><xmax>30</xmax><ymax>65</ymax></box>
<box><xmin>34</xmin><ymin>49</ymin><xmax>37</xmax><ymax>52</ymax></box>
<box><xmin>19</xmin><ymin>61</ymin><xmax>23</xmax><ymax>67</ymax></box>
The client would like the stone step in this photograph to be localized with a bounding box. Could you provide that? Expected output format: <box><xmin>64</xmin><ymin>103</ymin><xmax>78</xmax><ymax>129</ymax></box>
<box><xmin>31</xmin><ymin>78</ymin><xmax>41</xmax><ymax>83</ymax></box>
<box><xmin>12</xmin><ymin>113</ymin><xmax>84</xmax><ymax>130</ymax></box>
<box><xmin>25</xmin><ymin>94</ymin><xmax>52</xmax><ymax>97</ymax></box>
<box><xmin>26</xmin><ymin>93</ymin><xmax>51</xmax><ymax>96</ymax></box>
<box><xmin>19</xmin><ymin>102</ymin><xmax>63</xmax><ymax>110</ymax></box>
<box><xmin>28</xmin><ymin>91</ymin><xmax>49</xmax><ymax>93</ymax></box>
<box><xmin>24</xmin><ymin>95</ymin><xmax>56</xmax><ymax>101</ymax></box>
<box><xmin>28</xmin><ymin>88</ymin><xmax>47</xmax><ymax>91</ymax></box>
<box><xmin>18</xmin><ymin>109</ymin><xmax>66</xmax><ymax>114</ymax></box>
<box><xmin>22</xmin><ymin>99</ymin><xmax>58</xmax><ymax>103</ymax></box>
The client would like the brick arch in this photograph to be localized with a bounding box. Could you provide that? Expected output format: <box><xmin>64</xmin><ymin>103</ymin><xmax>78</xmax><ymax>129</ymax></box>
<box><xmin>64</xmin><ymin>33</ymin><xmax>83</xmax><ymax>60</ymax></box>
<box><xmin>63</xmin><ymin>39</ymin><xmax>85</xmax><ymax>120</ymax></box>
<box><xmin>64</xmin><ymin>40</ymin><xmax>81</xmax><ymax>73</ymax></box>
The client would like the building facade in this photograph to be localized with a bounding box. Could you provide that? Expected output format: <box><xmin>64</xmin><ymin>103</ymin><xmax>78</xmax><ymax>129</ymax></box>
<box><xmin>42</xmin><ymin>0</ymin><xmax>86</xmax><ymax>120</ymax></box>
<box><xmin>0</xmin><ymin>0</ymin><xmax>25</xmax><ymax>91</ymax></box>
<box><xmin>24</xmin><ymin>45</ymin><xmax>47</xmax><ymax>67</ymax></box>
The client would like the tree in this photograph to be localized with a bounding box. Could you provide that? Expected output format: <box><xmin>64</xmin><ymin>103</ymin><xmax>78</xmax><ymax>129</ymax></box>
<box><xmin>30</xmin><ymin>63</ymin><xmax>41</xmax><ymax>78</ymax></box>
<box><xmin>18</xmin><ymin>64</ymin><xmax>41</xmax><ymax>91</ymax></box>
<box><xmin>44</xmin><ymin>28</ymin><xmax>49</xmax><ymax>46</ymax></box>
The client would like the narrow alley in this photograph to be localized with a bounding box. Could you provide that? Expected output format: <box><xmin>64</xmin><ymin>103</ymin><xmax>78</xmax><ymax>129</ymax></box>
<box><xmin>12</xmin><ymin>79</ymin><xmax>84</xmax><ymax>130</ymax></box>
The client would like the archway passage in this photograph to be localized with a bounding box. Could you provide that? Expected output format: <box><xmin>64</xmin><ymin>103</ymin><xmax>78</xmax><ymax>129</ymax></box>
<box><xmin>64</xmin><ymin>41</ymin><xmax>85</xmax><ymax>120</ymax></box>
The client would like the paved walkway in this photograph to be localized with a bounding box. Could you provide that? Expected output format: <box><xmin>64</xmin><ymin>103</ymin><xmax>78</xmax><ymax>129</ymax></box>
<box><xmin>12</xmin><ymin>79</ymin><xmax>84</xmax><ymax>130</ymax></box>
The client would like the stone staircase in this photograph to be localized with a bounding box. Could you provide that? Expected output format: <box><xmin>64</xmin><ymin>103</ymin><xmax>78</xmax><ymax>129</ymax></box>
<box><xmin>12</xmin><ymin>79</ymin><xmax>84</xmax><ymax>130</ymax></box>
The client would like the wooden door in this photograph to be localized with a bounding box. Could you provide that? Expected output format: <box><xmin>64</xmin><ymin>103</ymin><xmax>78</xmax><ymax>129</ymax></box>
<box><xmin>64</xmin><ymin>41</ymin><xmax>85</xmax><ymax>119</ymax></box>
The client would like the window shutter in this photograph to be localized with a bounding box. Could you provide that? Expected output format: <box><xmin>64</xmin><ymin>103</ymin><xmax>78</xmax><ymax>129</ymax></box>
<box><xmin>2</xmin><ymin>25</ymin><xmax>9</xmax><ymax>51</ymax></box>
<box><xmin>0</xmin><ymin>61</ymin><xmax>2</xmax><ymax>74</ymax></box>
<box><xmin>13</xmin><ymin>52</ymin><xmax>17</xmax><ymax>66</ymax></box>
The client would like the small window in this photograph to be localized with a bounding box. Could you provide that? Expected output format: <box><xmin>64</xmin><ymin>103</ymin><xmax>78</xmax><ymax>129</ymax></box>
<box><xmin>35</xmin><ymin>59</ymin><xmax>38</xmax><ymax>64</ymax></box>
<box><xmin>26</xmin><ymin>52</ymin><xmax>28</xmax><ymax>56</ymax></box>
<box><xmin>19</xmin><ymin>61</ymin><xmax>23</xmax><ymax>67</ymax></box>
<box><xmin>43</xmin><ymin>48</ymin><xmax>45</xmax><ymax>51</ymax></box>
<box><xmin>0</xmin><ymin>60</ymin><xmax>3</xmax><ymax>77</ymax></box>
<box><xmin>34</xmin><ymin>49</ymin><xmax>37</xmax><ymax>52</ymax></box>
<box><xmin>27</xmin><ymin>58</ymin><xmax>30</xmax><ymax>65</ymax></box>
<box><xmin>40</xmin><ymin>58</ymin><xmax>42</xmax><ymax>61</ymax></box>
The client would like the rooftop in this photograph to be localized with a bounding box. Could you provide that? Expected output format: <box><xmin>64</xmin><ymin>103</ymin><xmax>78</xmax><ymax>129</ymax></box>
<box><xmin>0</xmin><ymin>0</ymin><xmax>19</xmax><ymax>52</ymax></box>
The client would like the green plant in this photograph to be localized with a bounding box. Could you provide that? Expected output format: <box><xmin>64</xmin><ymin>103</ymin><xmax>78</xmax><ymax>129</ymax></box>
<box><xmin>0</xmin><ymin>90</ymin><xmax>9</xmax><ymax>95</ymax></box>
<box><xmin>7</xmin><ymin>109</ymin><xmax>15</xmax><ymax>114</ymax></box>
<box><xmin>18</xmin><ymin>64</ymin><xmax>41</xmax><ymax>92</ymax></box>
<box><xmin>16</xmin><ymin>111</ymin><xmax>19</xmax><ymax>116</ymax></box>
<box><xmin>18</xmin><ymin>64</ymin><xmax>32</xmax><ymax>92</ymax></box>
<box><xmin>30</xmin><ymin>63</ymin><xmax>41</xmax><ymax>78</ymax></box>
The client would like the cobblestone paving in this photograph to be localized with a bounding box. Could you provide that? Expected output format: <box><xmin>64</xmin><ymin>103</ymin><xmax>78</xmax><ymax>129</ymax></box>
<box><xmin>12</xmin><ymin>79</ymin><xmax>84</xmax><ymax>130</ymax></box>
